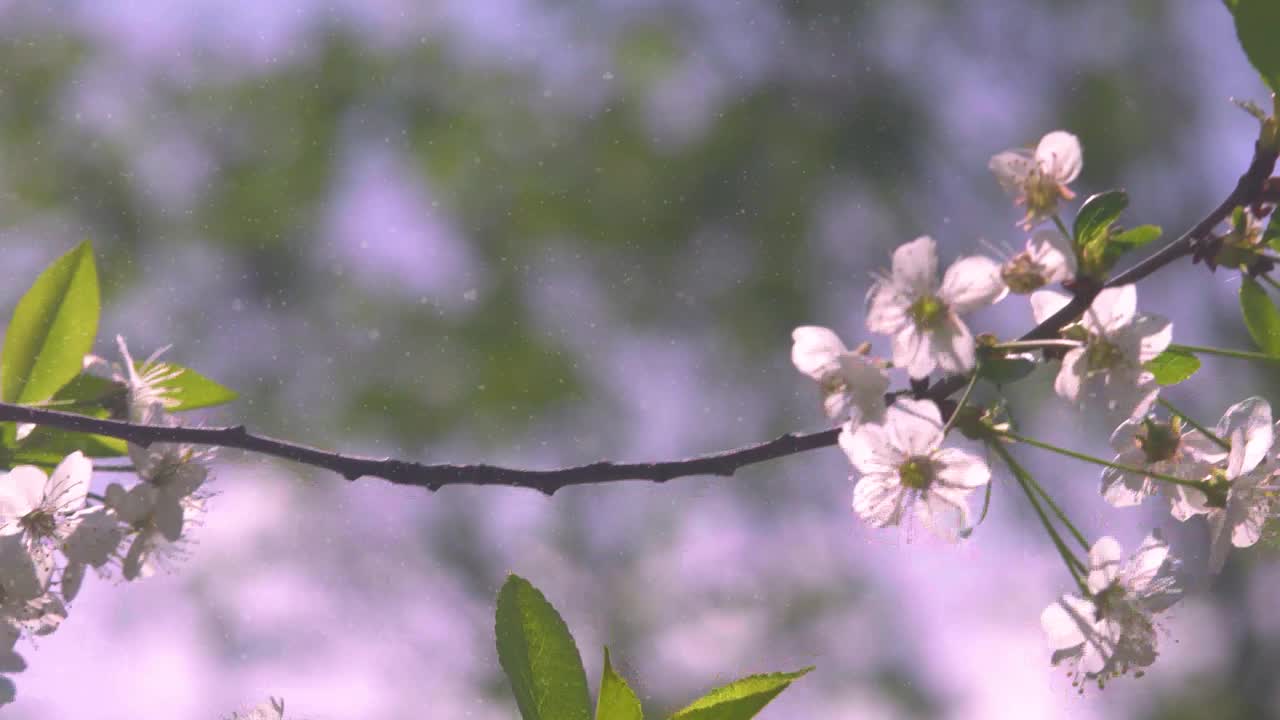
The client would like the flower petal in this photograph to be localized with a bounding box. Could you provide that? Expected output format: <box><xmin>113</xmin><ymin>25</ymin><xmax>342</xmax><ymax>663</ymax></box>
<box><xmin>929</xmin><ymin>315</ymin><xmax>976</xmax><ymax>375</ymax></box>
<box><xmin>884</xmin><ymin>399</ymin><xmax>943</xmax><ymax>456</ymax></box>
<box><xmin>48</xmin><ymin>451</ymin><xmax>91</xmax><ymax>514</ymax></box>
<box><xmin>0</xmin><ymin>466</ymin><xmax>48</xmax><ymax>522</ymax></box>
<box><xmin>1041</xmin><ymin>594</ymin><xmax>1093</xmax><ymax>650</ymax></box>
<box><xmin>1087</xmin><ymin>536</ymin><xmax>1123</xmax><ymax>593</ymax></box>
<box><xmin>1216</xmin><ymin>397</ymin><xmax>1273</xmax><ymax>476</ymax></box>
<box><xmin>852</xmin><ymin>475</ymin><xmax>906</xmax><ymax>528</ymax></box>
<box><xmin>790</xmin><ymin>326</ymin><xmax>847</xmax><ymax>380</ymax></box>
<box><xmin>1030</xmin><ymin>289</ymin><xmax>1071</xmax><ymax>325</ymax></box>
<box><xmin>939</xmin><ymin>256</ymin><xmax>1007</xmax><ymax>314</ymax></box>
<box><xmin>843</xmin><ymin>422</ymin><xmax>900</xmax><ymax>475</ymax></box>
<box><xmin>989</xmin><ymin>149</ymin><xmax>1035</xmax><ymax>194</ymax></box>
<box><xmin>1083</xmin><ymin>285</ymin><xmax>1137</xmax><ymax>336</ymax></box>
<box><xmin>1035</xmin><ymin>131</ymin><xmax>1082</xmax><ymax>184</ymax></box>
<box><xmin>933</xmin><ymin>448</ymin><xmax>990</xmax><ymax>489</ymax></box>
<box><xmin>891</xmin><ymin>236</ymin><xmax>939</xmax><ymax>297</ymax></box>
<box><xmin>1027</xmin><ymin>228</ymin><xmax>1076</xmax><ymax>283</ymax></box>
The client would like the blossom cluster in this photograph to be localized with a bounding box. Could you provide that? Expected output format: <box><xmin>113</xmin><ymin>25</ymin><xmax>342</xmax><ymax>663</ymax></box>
<box><xmin>792</xmin><ymin>130</ymin><xmax>1280</xmax><ymax>689</ymax></box>
<box><xmin>0</xmin><ymin>338</ymin><xmax>213</xmax><ymax>703</ymax></box>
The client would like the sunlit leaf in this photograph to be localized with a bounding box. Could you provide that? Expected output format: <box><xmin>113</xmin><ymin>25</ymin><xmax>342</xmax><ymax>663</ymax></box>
<box><xmin>596</xmin><ymin>648</ymin><xmax>644</xmax><ymax>720</ymax></box>
<box><xmin>149</xmin><ymin>363</ymin><xmax>239</xmax><ymax>411</ymax></box>
<box><xmin>667</xmin><ymin>668</ymin><xmax>812</xmax><ymax>720</ymax></box>
<box><xmin>1239</xmin><ymin>276</ymin><xmax>1280</xmax><ymax>356</ymax></box>
<box><xmin>1</xmin><ymin>242</ymin><xmax>99</xmax><ymax>404</ymax></box>
<box><xmin>1228</xmin><ymin>0</ymin><xmax>1280</xmax><ymax>91</ymax></box>
<box><xmin>1073</xmin><ymin>190</ymin><xmax>1128</xmax><ymax>251</ymax></box>
<box><xmin>496</xmin><ymin>575</ymin><xmax>592</xmax><ymax>720</ymax></box>
<box><xmin>1144</xmin><ymin>348</ymin><xmax>1201</xmax><ymax>386</ymax></box>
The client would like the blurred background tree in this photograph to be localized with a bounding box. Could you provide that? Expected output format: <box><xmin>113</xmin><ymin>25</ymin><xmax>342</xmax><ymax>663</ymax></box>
<box><xmin>0</xmin><ymin>1</ymin><xmax>1276</xmax><ymax>718</ymax></box>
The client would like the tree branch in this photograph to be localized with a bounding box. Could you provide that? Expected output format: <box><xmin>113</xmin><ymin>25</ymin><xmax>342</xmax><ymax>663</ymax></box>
<box><xmin>0</xmin><ymin>144</ymin><xmax>1273</xmax><ymax>495</ymax></box>
<box><xmin>0</xmin><ymin>401</ymin><xmax>837</xmax><ymax>495</ymax></box>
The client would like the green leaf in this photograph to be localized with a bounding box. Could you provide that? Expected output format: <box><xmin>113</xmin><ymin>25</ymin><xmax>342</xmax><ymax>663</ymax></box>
<box><xmin>1144</xmin><ymin>348</ymin><xmax>1201</xmax><ymax>386</ymax></box>
<box><xmin>1229</xmin><ymin>0</ymin><xmax>1280</xmax><ymax>91</ymax></box>
<box><xmin>667</xmin><ymin>668</ymin><xmax>812</xmax><ymax>720</ymax></box>
<box><xmin>496</xmin><ymin>575</ymin><xmax>592</xmax><ymax>720</ymax></box>
<box><xmin>1240</xmin><ymin>276</ymin><xmax>1280</xmax><ymax>356</ymax></box>
<box><xmin>1110</xmin><ymin>224</ymin><xmax>1162</xmax><ymax>252</ymax></box>
<box><xmin>596</xmin><ymin>648</ymin><xmax>644</xmax><ymax>720</ymax></box>
<box><xmin>2</xmin><ymin>242</ymin><xmax>100</xmax><ymax>404</ymax></box>
<box><xmin>1264</xmin><ymin>212</ymin><xmax>1280</xmax><ymax>254</ymax></box>
<box><xmin>50</xmin><ymin>373</ymin><xmax>124</xmax><ymax>408</ymax></box>
<box><xmin>149</xmin><ymin>363</ymin><xmax>239</xmax><ymax>411</ymax></box>
<box><xmin>1072</xmin><ymin>190</ymin><xmax>1129</xmax><ymax>251</ymax></box>
<box><xmin>976</xmin><ymin>356</ymin><xmax>1036</xmax><ymax>385</ymax></box>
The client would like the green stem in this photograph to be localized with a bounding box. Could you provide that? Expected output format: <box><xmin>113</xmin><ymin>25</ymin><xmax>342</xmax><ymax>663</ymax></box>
<box><xmin>997</xmin><ymin>428</ymin><xmax>1208</xmax><ymax>491</ymax></box>
<box><xmin>1157</xmin><ymin>397</ymin><xmax>1231</xmax><ymax>452</ymax></box>
<box><xmin>1261</xmin><ymin>273</ymin><xmax>1280</xmax><ymax>293</ymax></box>
<box><xmin>941</xmin><ymin>366</ymin><xmax>980</xmax><ymax>437</ymax></box>
<box><xmin>1024</xmin><ymin>472</ymin><xmax>1090</xmax><ymax>552</ymax></box>
<box><xmin>1052</xmin><ymin>214</ymin><xmax>1072</xmax><ymax>243</ymax></box>
<box><xmin>991</xmin><ymin>442</ymin><xmax>1088</xmax><ymax>591</ymax></box>
<box><xmin>991</xmin><ymin>339</ymin><xmax>1082</xmax><ymax>351</ymax></box>
<box><xmin>1170</xmin><ymin>342</ymin><xmax>1280</xmax><ymax>363</ymax></box>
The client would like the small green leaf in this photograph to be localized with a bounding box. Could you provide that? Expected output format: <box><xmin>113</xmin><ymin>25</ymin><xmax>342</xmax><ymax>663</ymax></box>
<box><xmin>1264</xmin><ymin>213</ymin><xmax>1280</xmax><ymax>254</ymax></box>
<box><xmin>1144</xmin><ymin>348</ymin><xmax>1201</xmax><ymax>386</ymax></box>
<box><xmin>2</xmin><ymin>242</ymin><xmax>100</xmax><ymax>404</ymax></box>
<box><xmin>976</xmin><ymin>356</ymin><xmax>1036</xmax><ymax>385</ymax></box>
<box><xmin>1240</xmin><ymin>276</ymin><xmax>1280</xmax><ymax>356</ymax></box>
<box><xmin>496</xmin><ymin>575</ymin><xmax>592</xmax><ymax>720</ymax></box>
<box><xmin>50</xmin><ymin>373</ymin><xmax>124</xmax><ymax>409</ymax></box>
<box><xmin>1073</xmin><ymin>190</ymin><xmax>1129</xmax><ymax>250</ymax></box>
<box><xmin>667</xmin><ymin>668</ymin><xmax>812</xmax><ymax>720</ymax></box>
<box><xmin>596</xmin><ymin>648</ymin><xmax>644</xmax><ymax>720</ymax></box>
<box><xmin>1110</xmin><ymin>224</ymin><xmax>1162</xmax><ymax>251</ymax></box>
<box><xmin>150</xmin><ymin>364</ymin><xmax>238</xmax><ymax>411</ymax></box>
<box><xmin>1229</xmin><ymin>0</ymin><xmax>1280</xmax><ymax>91</ymax></box>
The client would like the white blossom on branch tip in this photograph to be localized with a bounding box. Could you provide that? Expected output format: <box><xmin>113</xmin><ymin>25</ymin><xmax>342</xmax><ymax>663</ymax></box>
<box><xmin>1040</xmin><ymin>533</ymin><xmax>1182</xmax><ymax>689</ymax></box>
<box><xmin>989</xmin><ymin>130</ymin><xmax>1083</xmax><ymax>229</ymax></box>
<box><xmin>839</xmin><ymin>398</ymin><xmax>990</xmax><ymax>541</ymax></box>
<box><xmin>1031</xmin><ymin>285</ymin><xmax>1170</xmax><ymax>423</ymax></box>
<box><xmin>1101</xmin><ymin>415</ymin><xmax>1221</xmax><ymax>519</ymax></box>
<box><xmin>790</xmin><ymin>326</ymin><xmax>888</xmax><ymax>424</ymax></box>
<box><xmin>1203</xmin><ymin>397</ymin><xmax>1277</xmax><ymax>573</ymax></box>
<box><xmin>866</xmin><ymin>236</ymin><xmax>1006</xmax><ymax>379</ymax></box>
<box><xmin>0</xmin><ymin>452</ymin><xmax>91</xmax><ymax>573</ymax></box>
<box><xmin>999</xmin><ymin>228</ymin><xmax>1076</xmax><ymax>293</ymax></box>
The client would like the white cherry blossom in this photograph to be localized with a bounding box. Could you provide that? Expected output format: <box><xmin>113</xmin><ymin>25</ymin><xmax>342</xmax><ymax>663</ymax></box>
<box><xmin>1101</xmin><ymin>415</ymin><xmax>1222</xmax><ymax>519</ymax></box>
<box><xmin>839</xmin><ymin>398</ymin><xmax>990</xmax><ymax>541</ymax></box>
<box><xmin>990</xmin><ymin>130</ymin><xmax>1083</xmax><ymax>228</ymax></box>
<box><xmin>1040</xmin><ymin>533</ymin><xmax>1182</xmax><ymax>688</ymax></box>
<box><xmin>82</xmin><ymin>336</ymin><xmax>182</xmax><ymax>423</ymax></box>
<box><xmin>999</xmin><ymin>228</ymin><xmax>1076</xmax><ymax>293</ymax></box>
<box><xmin>0</xmin><ymin>452</ymin><xmax>91</xmax><ymax>573</ymax></box>
<box><xmin>790</xmin><ymin>326</ymin><xmax>888</xmax><ymax>423</ymax></box>
<box><xmin>59</xmin><ymin>506</ymin><xmax>125</xmax><ymax>601</ymax></box>
<box><xmin>1031</xmin><ymin>285</ymin><xmax>1170</xmax><ymax>423</ymax></box>
<box><xmin>1202</xmin><ymin>397</ymin><xmax>1277</xmax><ymax>573</ymax></box>
<box><xmin>866</xmin><ymin>236</ymin><xmax>1006</xmax><ymax>379</ymax></box>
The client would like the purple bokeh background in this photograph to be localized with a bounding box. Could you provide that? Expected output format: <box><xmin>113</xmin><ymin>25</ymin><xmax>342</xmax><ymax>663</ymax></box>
<box><xmin>0</xmin><ymin>1</ymin><xmax>1278</xmax><ymax>718</ymax></box>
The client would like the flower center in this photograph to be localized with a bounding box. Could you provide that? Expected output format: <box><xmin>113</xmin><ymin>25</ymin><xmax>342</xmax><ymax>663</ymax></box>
<box><xmin>1084</xmin><ymin>338</ymin><xmax>1125</xmax><ymax>373</ymax></box>
<box><xmin>1001</xmin><ymin>253</ymin><xmax>1048</xmax><ymax>293</ymax></box>
<box><xmin>20</xmin><ymin>509</ymin><xmax>57</xmax><ymax>540</ymax></box>
<box><xmin>1024</xmin><ymin>170</ymin><xmax>1065</xmax><ymax>218</ymax></box>
<box><xmin>898</xmin><ymin>456</ymin><xmax>934</xmax><ymax>491</ymax></box>
<box><xmin>1136</xmin><ymin>418</ymin><xmax>1181</xmax><ymax>464</ymax></box>
<box><xmin>909</xmin><ymin>295</ymin><xmax>947</xmax><ymax>329</ymax></box>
